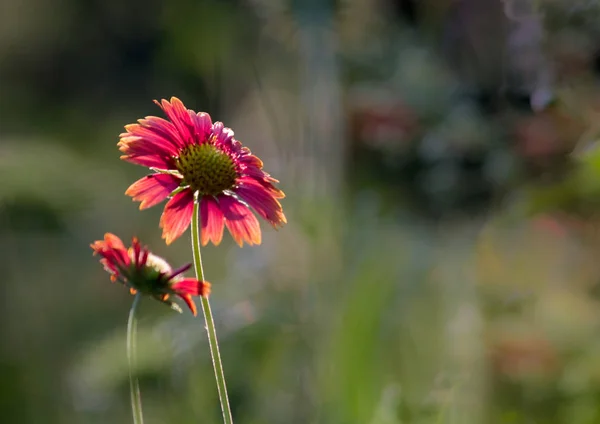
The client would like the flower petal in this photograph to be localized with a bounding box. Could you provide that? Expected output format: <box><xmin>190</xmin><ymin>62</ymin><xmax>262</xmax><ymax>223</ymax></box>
<box><xmin>120</xmin><ymin>153</ymin><xmax>173</xmax><ymax>169</ymax></box>
<box><xmin>125</xmin><ymin>174</ymin><xmax>182</xmax><ymax>210</ymax></box>
<box><xmin>168</xmin><ymin>263</ymin><xmax>193</xmax><ymax>280</ymax></box>
<box><xmin>189</xmin><ymin>111</ymin><xmax>213</xmax><ymax>142</ymax></box>
<box><xmin>176</xmin><ymin>293</ymin><xmax>198</xmax><ymax>316</ymax></box>
<box><xmin>239</xmin><ymin>174</ymin><xmax>283</xmax><ymax>197</ymax></box>
<box><xmin>103</xmin><ymin>234</ymin><xmax>128</xmax><ymax>262</ymax></box>
<box><xmin>240</xmin><ymin>165</ymin><xmax>278</xmax><ymax>184</ymax></box>
<box><xmin>239</xmin><ymin>154</ymin><xmax>263</xmax><ymax>169</ymax></box>
<box><xmin>160</xmin><ymin>189</ymin><xmax>195</xmax><ymax>245</ymax></box>
<box><xmin>90</xmin><ymin>233</ymin><xmax>130</xmax><ymax>273</ymax></box>
<box><xmin>235</xmin><ymin>178</ymin><xmax>287</xmax><ymax>228</ymax></box>
<box><xmin>200</xmin><ymin>195</ymin><xmax>225</xmax><ymax>246</ymax></box>
<box><xmin>139</xmin><ymin>116</ymin><xmax>185</xmax><ymax>149</ymax></box>
<box><xmin>155</xmin><ymin>97</ymin><xmax>196</xmax><ymax>145</ymax></box>
<box><xmin>212</xmin><ymin>122</ymin><xmax>235</xmax><ymax>148</ymax></box>
<box><xmin>119</xmin><ymin>125</ymin><xmax>179</xmax><ymax>157</ymax></box>
<box><xmin>219</xmin><ymin>195</ymin><xmax>261</xmax><ymax>247</ymax></box>
<box><xmin>172</xmin><ymin>278</ymin><xmax>211</xmax><ymax>297</ymax></box>
<box><xmin>103</xmin><ymin>233</ymin><xmax>127</xmax><ymax>251</ymax></box>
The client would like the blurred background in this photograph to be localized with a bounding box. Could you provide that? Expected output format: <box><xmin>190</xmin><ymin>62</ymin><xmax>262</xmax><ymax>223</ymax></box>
<box><xmin>4</xmin><ymin>0</ymin><xmax>600</xmax><ymax>422</ymax></box>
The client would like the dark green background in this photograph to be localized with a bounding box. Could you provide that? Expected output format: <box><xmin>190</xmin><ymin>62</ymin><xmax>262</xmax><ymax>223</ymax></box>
<box><xmin>3</xmin><ymin>1</ymin><xmax>600</xmax><ymax>423</ymax></box>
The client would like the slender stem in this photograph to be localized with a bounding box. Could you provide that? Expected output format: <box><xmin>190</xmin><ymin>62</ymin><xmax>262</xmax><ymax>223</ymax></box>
<box><xmin>127</xmin><ymin>293</ymin><xmax>144</xmax><ymax>424</ymax></box>
<box><xmin>191</xmin><ymin>200</ymin><xmax>233</xmax><ymax>424</ymax></box>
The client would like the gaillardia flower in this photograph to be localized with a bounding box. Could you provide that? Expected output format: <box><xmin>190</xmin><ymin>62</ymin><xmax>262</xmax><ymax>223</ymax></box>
<box><xmin>119</xmin><ymin>97</ymin><xmax>286</xmax><ymax>246</ymax></box>
<box><xmin>91</xmin><ymin>233</ymin><xmax>210</xmax><ymax>315</ymax></box>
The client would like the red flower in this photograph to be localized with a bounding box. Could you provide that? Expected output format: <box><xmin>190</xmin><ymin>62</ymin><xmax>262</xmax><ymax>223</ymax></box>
<box><xmin>91</xmin><ymin>233</ymin><xmax>210</xmax><ymax>315</ymax></box>
<box><xmin>119</xmin><ymin>97</ymin><xmax>286</xmax><ymax>246</ymax></box>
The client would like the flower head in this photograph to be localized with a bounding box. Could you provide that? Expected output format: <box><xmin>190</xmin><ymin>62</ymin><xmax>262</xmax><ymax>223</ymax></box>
<box><xmin>90</xmin><ymin>233</ymin><xmax>210</xmax><ymax>315</ymax></box>
<box><xmin>119</xmin><ymin>97</ymin><xmax>286</xmax><ymax>245</ymax></box>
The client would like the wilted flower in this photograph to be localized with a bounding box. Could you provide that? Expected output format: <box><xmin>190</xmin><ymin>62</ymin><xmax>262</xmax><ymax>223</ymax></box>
<box><xmin>119</xmin><ymin>97</ymin><xmax>286</xmax><ymax>246</ymax></box>
<box><xmin>90</xmin><ymin>233</ymin><xmax>210</xmax><ymax>315</ymax></box>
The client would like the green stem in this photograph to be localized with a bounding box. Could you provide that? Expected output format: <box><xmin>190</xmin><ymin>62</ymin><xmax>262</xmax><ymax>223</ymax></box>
<box><xmin>127</xmin><ymin>293</ymin><xmax>144</xmax><ymax>424</ymax></box>
<box><xmin>191</xmin><ymin>200</ymin><xmax>233</xmax><ymax>424</ymax></box>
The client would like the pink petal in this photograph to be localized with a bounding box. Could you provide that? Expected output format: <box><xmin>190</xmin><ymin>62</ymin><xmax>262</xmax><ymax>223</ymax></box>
<box><xmin>120</xmin><ymin>153</ymin><xmax>173</xmax><ymax>169</ymax></box>
<box><xmin>125</xmin><ymin>174</ymin><xmax>182</xmax><ymax>210</ymax></box>
<box><xmin>239</xmin><ymin>154</ymin><xmax>263</xmax><ymax>168</ymax></box>
<box><xmin>118</xmin><ymin>138</ymin><xmax>174</xmax><ymax>161</ymax></box>
<box><xmin>240</xmin><ymin>165</ymin><xmax>272</xmax><ymax>182</ymax></box>
<box><xmin>235</xmin><ymin>178</ymin><xmax>287</xmax><ymax>227</ymax></box>
<box><xmin>120</xmin><ymin>124</ymin><xmax>179</xmax><ymax>156</ymax></box>
<box><xmin>139</xmin><ymin>116</ymin><xmax>185</xmax><ymax>149</ymax></box>
<box><xmin>155</xmin><ymin>97</ymin><xmax>196</xmax><ymax>145</ymax></box>
<box><xmin>160</xmin><ymin>189</ymin><xmax>195</xmax><ymax>245</ymax></box>
<box><xmin>189</xmin><ymin>111</ymin><xmax>213</xmax><ymax>143</ymax></box>
<box><xmin>212</xmin><ymin>122</ymin><xmax>235</xmax><ymax>148</ymax></box>
<box><xmin>219</xmin><ymin>195</ymin><xmax>262</xmax><ymax>247</ymax></box>
<box><xmin>200</xmin><ymin>195</ymin><xmax>225</xmax><ymax>246</ymax></box>
<box><xmin>239</xmin><ymin>175</ymin><xmax>284</xmax><ymax>198</ymax></box>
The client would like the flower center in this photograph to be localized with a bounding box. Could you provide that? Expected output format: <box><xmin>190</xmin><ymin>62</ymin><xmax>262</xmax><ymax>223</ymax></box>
<box><xmin>127</xmin><ymin>250</ymin><xmax>173</xmax><ymax>293</ymax></box>
<box><xmin>175</xmin><ymin>143</ymin><xmax>237</xmax><ymax>196</ymax></box>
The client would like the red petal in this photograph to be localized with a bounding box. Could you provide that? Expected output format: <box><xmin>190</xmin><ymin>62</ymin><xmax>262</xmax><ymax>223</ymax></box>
<box><xmin>125</xmin><ymin>174</ymin><xmax>182</xmax><ymax>210</ymax></box>
<box><xmin>172</xmin><ymin>278</ymin><xmax>211</xmax><ymax>297</ymax></box>
<box><xmin>91</xmin><ymin>233</ymin><xmax>130</xmax><ymax>266</ymax></box>
<box><xmin>200</xmin><ymin>196</ymin><xmax>225</xmax><ymax>246</ymax></box>
<box><xmin>235</xmin><ymin>179</ymin><xmax>287</xmax><ymax>228</ymax></box>
<box><xmin>177</xmin><ymin>293</ymin><xmax>198</xmax><ymax>316</ymax></box>
<box><xmin>159</xmin><ymin>189</ymin><xmax>195</xmax><ymax>245</ymax></box>
<box><xmin>219</xmin><ymin>195</ymin><xmax>262</xmax><ymax>247</ymax></box>
<box><xmin>131</xmin><ymin>237</ymin><xmax>142</xmax><ymax>267</ymax></box>
<box><xmin>104</xmin><ymin>232</ymin><xmax>125</xmax><ymax>246</ymax></box>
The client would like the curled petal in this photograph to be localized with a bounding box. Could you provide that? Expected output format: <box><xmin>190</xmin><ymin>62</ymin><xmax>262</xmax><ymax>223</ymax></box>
<box><xmin>219</xmin><ymin>195</ymin><xmax>261</xmax><ymax>247</ymax></box>
<box><xmin>98</xmin><ymin>258</ymin><xmax>119</xmax><ymax>275</ymax></box>
<box><xmin>126</xmin><ymin>174</ymin><xmax>182</xmax><ymax>210</ymax></box>
<box><xmin>177</xmin><ymin>293</ymin><xmax>198</xmax><ymax>316</ymax></box>
<box><xmin>239</xmin><ymin>154</ymin><xmax>263</xmax><ymax>169</ymax></box>
<box><xmin>103</xmin><ymin>233</ymin><xmax>127</xmax><ymax>252</ymax></box>
<box><xmin>212</xmin><ymin>122</ymin><xmax>235</xmax><ymax>148</ymax></box>
<box><xmin>90</xmin><ymin>233</ymin><xmax>130</xmax><ymax>267</ymax></box>
<box><xmin>200</xmin><ymin>195</ymin><xmax>225</xmax><ymax>246</ymax></box>
<box><xmin>160</xmin><ymin>189</ymin><xmax>195</xmax><ymax>245</ymax></box>
<box><xmin>189</xmin><ymin>111</ymin><xmax>213</xmax><ymax>142</ymax></box>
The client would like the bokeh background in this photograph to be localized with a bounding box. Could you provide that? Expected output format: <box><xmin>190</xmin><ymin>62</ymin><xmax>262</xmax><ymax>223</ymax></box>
<box><xmin>4</xmin><ymin>0</ymin><xmax>600</xmax><ymax>423</ymax></box>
